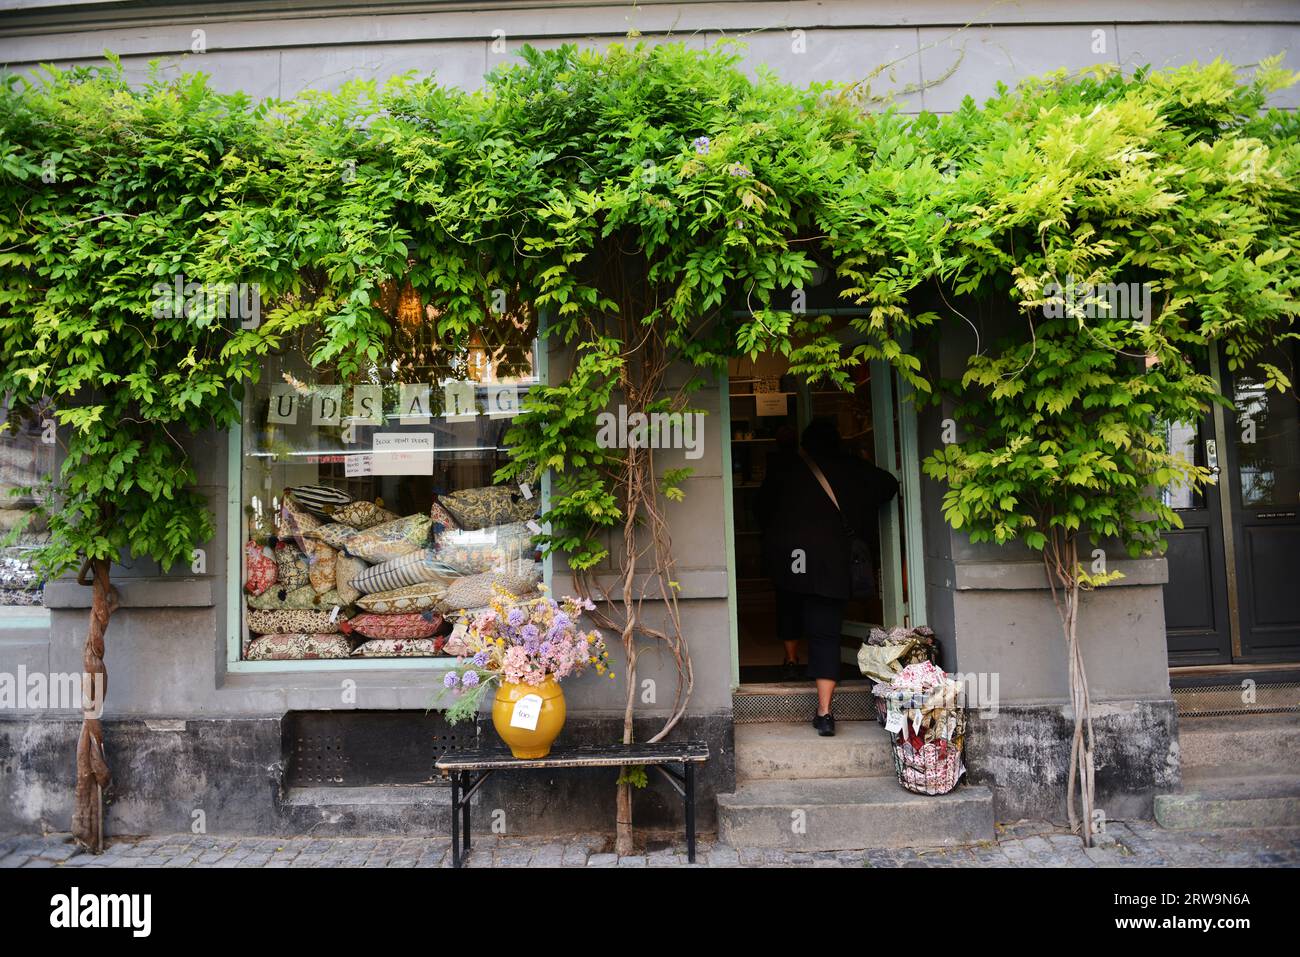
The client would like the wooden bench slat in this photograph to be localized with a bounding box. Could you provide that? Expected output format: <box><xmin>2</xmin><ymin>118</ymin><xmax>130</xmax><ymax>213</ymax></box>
<box><xmin>435</xmin><ymin>741</ymin><xmax>710</xmax><ymax>772</ymax></box>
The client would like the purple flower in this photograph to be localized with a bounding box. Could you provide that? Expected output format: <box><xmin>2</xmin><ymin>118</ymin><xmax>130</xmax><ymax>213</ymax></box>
<box><xmin>507</xmin><ymin>608</ymin><xmax>526</xmax><ymax>627</ymax></box>
<box><xmin>472</xmin><ymin>651</ymin><xmax>488</xmax><ymax>667</ymax></box>
<box><xmin>461</xmin><ymin>671</ymin><xmax>479</xmax><ymax>688</ymax></box>
<box><xmin>521</xmin><ymin>624</ymin><xmax>539</xmax><ymax>643</ymax></box>
<box><xmin>443</xmin><ymin>671</ymin><xmax>458</xmax><ymax>688</ymax></box>
<box><xmin>728</xmin><ymin>163</ymin><xmax>752</xmax><ymax>178</ymax></box>
<box><xmin>692</xmin><ymin>136</ymin><xmax>710</xmax><ymax>155</ymax></box>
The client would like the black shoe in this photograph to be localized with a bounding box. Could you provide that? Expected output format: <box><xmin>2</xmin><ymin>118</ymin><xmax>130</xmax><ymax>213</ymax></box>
<box><xmin>812</xmin><ymin>712</ymin><xmax>835</xmax><ymax>737</ymax></box>
<box><xmin>781</xmin><ymin>659</ymin><xmax>801</xmax><ymax>681</ymax></box>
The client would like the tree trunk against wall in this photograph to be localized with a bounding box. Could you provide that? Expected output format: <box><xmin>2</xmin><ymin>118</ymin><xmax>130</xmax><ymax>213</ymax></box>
<box><xmin>72</xmin><ymin>557</ymin><xmax>116</xmax><ymax>853</ymax></box>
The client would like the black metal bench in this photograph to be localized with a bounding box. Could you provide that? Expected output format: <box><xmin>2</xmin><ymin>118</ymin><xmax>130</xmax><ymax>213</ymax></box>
<box><xmin>434</xmin><ymin>741</ymin><xmax>711</xmax><ymax>868</ymax></box>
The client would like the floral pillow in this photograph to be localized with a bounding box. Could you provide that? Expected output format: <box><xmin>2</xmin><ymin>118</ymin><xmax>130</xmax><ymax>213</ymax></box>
<box><xmin>342</xmin><ymin>611</ymin><xmax>443</xmax><ymax>639</ymax></box>
<box><xmin>307</xmin><ymin>522</ymin><xmax>359</xmax><ymax>550</ymax></box>
<box><xmin>437</xmin><ymin>522</ymin><xmax>539</xmax><ymax>576</ymax></box>
<box><xmin>245</xmin><ymin>634</ymin><xmax>353</xmax><ymax>661</ymax></box>
<box><xmin>277</xmin><ymin>492</ymin><xmax>321</xmax><ymax>552</ymax></box>
<box><xmin>335</xmin><ymin>553</ymin><xmax>367</xmax><ymax>606</ymax></box>
<box><xmin>305</xmin><ymin>541</ymin><xmax>337</xmax><ymax>595</ymax></box>
<box><xmin>247</xmin><ymin>584</ymin><xmax>349</xmax><ymax>611</ymax></box>
<box><xmin>350</xmin><ymin>637</ymin><xmax>445</xmax><ymax>658</ymax></box>
<box><xmin>351</xmin><ymin>548</ymin><xmax>462</xmax><ymax>594</ymax></box>
<box><xmin>273</xmin><ymin>542</ymin><xmax>310</xmax><ymax>590</ymax></box>
<box><xmin>429</xmin><ymin>499</ymin><xmax>460</xmax><ymax>536</ymax></box>
<box><xmin>439</xmin><ymin>485</ymin><xmax>537</xmax><ymax>530</ymax></box>
<box><xmin>330</xmin><ymin>500</ymin><xmax>399</xmax><ymax>530</ymax></box>
<box><xmin>355</xmin><ymin>581</ymin><xmax>448</xmax><ymax>615</ymax></box>
<box><xmin>344</xmin><ymin>513</ymin><xmax>433</xmax><ymax>564</ymax></box>
<box><xmin>443</xmin><ymin>564</ymin><xmax>543</xmax><ymax>610</ymax></box>
<box><xmin>244</xmin><ymin>541</ymin><xmax>277</xmax><ymax>596</ymax></box>
<box><xmin>247</xmin><ymin>608</ymin><xmax>344</xmax><ymax>635</ymax></box>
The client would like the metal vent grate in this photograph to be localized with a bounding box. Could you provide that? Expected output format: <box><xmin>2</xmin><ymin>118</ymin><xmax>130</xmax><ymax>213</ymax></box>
<box><xmin>284</xmin><ymin>711</ymin><xmax>478</xmax><ymax>787</ymax></box>
<box><xmin>1173</xmin><ymin>681</ymin><xmax>1300</xmax><ymax>718</ymax></box>
<box><xmin>734</xmin><ymin>685</ymin><xmax>874</xmax><ymax>723</ymax></box>
<box><xmin>291</xmin><ymin>732</ymin><xmax>352</xmax><ymax>785</ymax></box>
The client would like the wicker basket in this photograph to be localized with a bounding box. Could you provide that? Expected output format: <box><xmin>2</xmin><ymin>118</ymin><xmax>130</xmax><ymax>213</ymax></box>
<box><xmin>891</xmin><ymin>735</ymin><xmax>966</xmax><ymax>796</ymax></box>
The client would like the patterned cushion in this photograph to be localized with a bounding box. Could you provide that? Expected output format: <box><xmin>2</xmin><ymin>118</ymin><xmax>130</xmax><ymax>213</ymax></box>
<box><xmin>429</xmin><ymin>499</ymin><xmax>460</xmax><ymax>536</ymax></box>
<box><xmin>335</xmin><ymin>553</ymin><xmax>366</xmax><ymax>605</ymax></box>
<box><xmin>437</xmin><ymin>522</ymin><xmax>538</xmax><ymax>576</ymax></box>
<box><xmin>244</xmin><ymin>541</ymin><xmax>277</xmax><ymax>596</ymax></box>
<box><xmin>245</xmin><ymin>634</ymin><xmax>353</xmax><ymax>661</ymax></box>
<box><xmin>247</xmin><ymin>608</ymin><xmax>344</xmax><ymax>635</ymax></box>
<box><xmin>330</xmin><ymin>500</ymin><xmax>399</xmax><ymax>530</ymax></box>
<box><xmin>343</xmin><ymin>611</ymin><xmax>443</xmax><ymax>639</ymax></box>
<box><xmin>355</xmin><ymin>581</ymin><xmax>448</xmax><ymax>615</ymax></box>
<box><xmin>443</xmin><ymin>564</ymin><xmax>543</xmax><ymax>610</ymax></box>
<box><xmin>289</xmin><ymin>484</ymin><xmax>353</xmax><ymax>517</ymax></box>
<box><xmin>307</xmin><ymin>522</ymin><xmax>359</xmax><ymax>550</ymax></box>
<box><xmin>277</xmin><ymin>492</ymin><xmax>321</xmax><ymax>552</ymax></box>
<box><xmin>439</xmin><ymin>485</ymin><xmax>537</xmax><ymax>530</ymax></box>
<box><xmin>247</xmin><ymin>584</ymin><xmax>350</xmax><ymax>611</ymax></box>
<box><xmin>350</xmin><ymin>637</ymin><xmax>445</xmax><ymax>658</ymax></box>
<box><xmin>273</xmin><ymin>542</ymin><xmax>310</xmax><ymax>590</ymax></box>
<box><xmin>344</xmin><ymin>513</ymin><xmax>433</xmax><ymax>563</ymax></box>
<box><xmin>305</xmin><ymin>541</ymin><xmax>337</xmax><ymax>595</ymax></box>
<box><xmin>352</xmin><ymin>548</ymin><xmax>462</xmax><ymax>594</ymax></box>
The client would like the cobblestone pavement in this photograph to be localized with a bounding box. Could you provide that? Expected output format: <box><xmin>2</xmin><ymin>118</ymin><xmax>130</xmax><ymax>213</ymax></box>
<box><xmin>2</xmin><ymin>820</ymin><xmax>1298</xmax><ymax>868</ymax></box>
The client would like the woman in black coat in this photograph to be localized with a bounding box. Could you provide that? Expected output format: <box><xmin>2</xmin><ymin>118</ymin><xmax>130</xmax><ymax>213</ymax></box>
<box><xmin>755</xmin><ymin>418</ymin><xmax>899</xmax><ymax>736</ymax></box>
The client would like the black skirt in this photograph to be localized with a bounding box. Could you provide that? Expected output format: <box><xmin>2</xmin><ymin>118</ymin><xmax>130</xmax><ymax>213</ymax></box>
<box><xmin>775</xmin><ymin>589</ymin><xmax>846</xmax><ymax>680</ymax></box>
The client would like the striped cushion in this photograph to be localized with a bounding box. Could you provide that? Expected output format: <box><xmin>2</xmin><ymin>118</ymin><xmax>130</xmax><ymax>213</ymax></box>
<box><xmin>352</xmin><ymin>547</ymin><xmax>463</xmax><ymax>594</ymax></box>
<box><xmin>290</xmin><ymin>484</ymin><xmax>353</xmax><ymax>516</ymax></box>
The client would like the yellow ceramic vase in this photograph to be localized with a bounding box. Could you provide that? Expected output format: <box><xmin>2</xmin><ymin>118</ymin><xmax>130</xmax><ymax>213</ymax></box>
<box><xmin>492</xmin><ymin>678</ymin><xmax>566</xmax><ymax>759</ymax></box>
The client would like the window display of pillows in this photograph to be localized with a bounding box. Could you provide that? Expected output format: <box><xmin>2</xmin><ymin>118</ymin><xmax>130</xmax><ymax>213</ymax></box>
<box><xmin>289</xmin><ymin>484</ymin><xmax>353</xmax><ymax>517</ymax></box>
<box><xmin>354</xmin><ymin>581</ymin><xmax>448</xmax><ymax>615</ymax></box>
<box><xmin>247</xmin><ymin>608</ymin><xmax>345</xmax><ymax>635</ymax></box>
<box><xmin>343</xmin><ymin>513</ymin><xmax>433</xmax><ymax>563</ymax></box>
<box><xmin>443</xmin><ymin>564</ymin><xmax>543</xmax><ymax>610</ymax></box>
<box><xmin>351</xmin><ymin>637</ymin><xmax>444</xmax><ymax>658</ymax></box>
<box><xmin>351</xmin><ymin>547</ymin><xmax>462</xmax><ymax>595</ymax></box>
<box><xmin>305</xmin><ymin>541</ymin><xmax>337</xmax><ymax>595</ymax></box>
<box><xmin>246</xmin><ymin>584</ymin><xmax>349</xmax><ymax>611</ymax></box>
<box><xmin>245</xmin><ymin>634</ymin><xmax>353</xmax><ymax>661</ymax></box>
<box><xmin>273</xmin><ymin>542</ymin><xmax>310</xmax><ymax>590</ymax></box>
<box><xmin>342</xmin><ymin>611</ymin><xmax>443</xmax><ymax>640</ymax></box>
<box><xmin>437</xmin><ymin>522</ymin><xmax>538</xmax><ymax>576</ymax></box>
<box><xmin>335</xmin><ymin>553</ymin><xmax>366</xmax><ymax>606</ymax></box>
<box><xmin>307</xmin><ymin>522</ymin><xmax>359</xmax><ymax>550</ymax></box>
<box><xmin>244</xmin><ymin>541</ymin><xmax>277</xmax><ymax>595</ymax></box>
<box><xmin>330</xmin><ymin>500</ymin><xmax>399</xmax><ymax>530</ymax></box>
<box><xmin>439</xmin><ymin>485</ymin><xmax>537</xmax><ymax>530</ymax></box>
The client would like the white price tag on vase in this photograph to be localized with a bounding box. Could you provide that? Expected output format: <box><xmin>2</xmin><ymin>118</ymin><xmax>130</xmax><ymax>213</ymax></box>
<box><xmin>509</xmin><ymin>694</ymin><xmax>544</xmax><ymax>731</ymax></box>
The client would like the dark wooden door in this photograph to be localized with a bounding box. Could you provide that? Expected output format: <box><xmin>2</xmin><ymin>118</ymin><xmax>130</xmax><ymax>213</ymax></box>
<box><xmin>1221</xmin><ymin>337</ymin><xmax>1300</xmax><ymax>662</ymax></box>
<box><xmin>1162</xmin><ymin>416</ymin><xmax>1234</xmax><ymax>666</ymax></box>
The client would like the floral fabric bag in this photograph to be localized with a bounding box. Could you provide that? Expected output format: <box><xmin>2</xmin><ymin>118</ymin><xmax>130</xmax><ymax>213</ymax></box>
<box><xmin>439</xmin><ymin>485</ymin><xmax>537</xmax><ymax>530</ymax></box>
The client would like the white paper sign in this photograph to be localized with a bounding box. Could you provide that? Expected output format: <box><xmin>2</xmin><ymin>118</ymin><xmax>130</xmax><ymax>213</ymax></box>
<box><xmin>372</xmin><ymin>433</ymin><xmax>434</xmax><ymax>476</ymax></box>
<box><xmin>443</xmin><ymin>380</ymin><xmax>477</xmax><ymax>422</ymax></box>
<box><xmin>884</xmin><ymin>709</ymin><xmax>905</xmax><ymax>734</ymax></box>
<box><xmin>509</xmin><ymin>694</ymin><xmax>544</xmax><ymax>731</ymax></box>
<box><xmin>267</xmin><ymin>383</ymin><xmax>298</xmax><ymax>424</ymax></box>
<box><xmin>351</xmin><ymin>384</ymin><xmax>384</xmax><ymax>425</ymax></box>
<box><xmin>313</xmin><ymin>385</ymin><xmax>344</xmax><ymax>426</ymax></box>
<box><xmin>399</xmin><ymin>384</ymin><xmax>431</xmax><ymax>424</ymax></box>
<box><xmin>487</xmin><ymin>383</ymin><xmax>520</xmax><ymax>419</ymax></box>
<box><xmin>754</xmin><ymin>393</ymin><xmax>788</xmax><ymax>417</ymax></box>
<box><xmin>345</xmin><ymin>453</ymin><xmax>374</xmax><ymax>477</ymax></box>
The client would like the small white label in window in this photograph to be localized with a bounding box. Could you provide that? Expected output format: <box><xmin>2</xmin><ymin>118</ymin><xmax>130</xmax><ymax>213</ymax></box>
<box><xmin>372</xmin><ymin>433</ymin><xmax>434</xmax><ymax>476</ymax></box>
<box><xmin>520</xmin><ymin>483</ymin><xmax>533</xmax><ymax>500</ymax></box>
<box><xmin>509</xmin><ymin>694</ymin><xmax>543</xmax><ymax>731</ymax></box>
<box><xmin>345</xmin><ymin>453</ymin><xmax>373</xmax><ymax>477</ymax></box>
<box><xmin>526</xmin><ymin>520</ymin><xmax>543</xmax><ymax>535</ymax></box>
<box><xmin>328</xmin><ymin>605</ymin><xmax>341</xmax><ymax>624</ymax></box>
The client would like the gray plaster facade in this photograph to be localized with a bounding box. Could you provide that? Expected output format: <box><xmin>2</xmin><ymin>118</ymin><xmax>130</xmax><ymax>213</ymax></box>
<box><xmin>1</xmin><ymin>1</ymin><xmax>1297</xmax><ymax>838</ymax></box>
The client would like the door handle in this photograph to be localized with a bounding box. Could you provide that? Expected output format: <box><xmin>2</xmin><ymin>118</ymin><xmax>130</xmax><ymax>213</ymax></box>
<box><xmin>1206</xmin><ymin>439</ymin><xmax>1220</xmax><ymax>482</ymax></box>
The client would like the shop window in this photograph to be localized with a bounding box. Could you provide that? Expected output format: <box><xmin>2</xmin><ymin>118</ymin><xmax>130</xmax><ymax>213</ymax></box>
<box><xmin>237</xmin><ymin>303</ymin><xmax>542</xmax><ymax>664</ymax></box>
<box><xmin>0</xmin><ymin>397</ymin><xmax>54</xmax><ymax>608</ymax></box>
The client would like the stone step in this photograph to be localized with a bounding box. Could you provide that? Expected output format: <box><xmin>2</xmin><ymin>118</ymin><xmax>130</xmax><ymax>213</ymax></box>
<box><xmin>716</xmin><ymin>776</ymin><xmax>995</xmax><ymax>851</ymax></box>
<box><xmin>736</xmin><ymin>720</ymin><xmax>894</xmax><ymax>781</ymax></box>
<box><xmin>279</xmin><ymin>785</ymin><xmax>449</xmax><ymax>835</ymax></box>
<box><xmin>1155</xmin><ymin>772</ymin><xmax>1300</xmax><ymax>830</ymax></box>
<box><xmin>1177</xmin><ymin>713</ymin><xmax>1300</xmax><ymax>776</ymax></box>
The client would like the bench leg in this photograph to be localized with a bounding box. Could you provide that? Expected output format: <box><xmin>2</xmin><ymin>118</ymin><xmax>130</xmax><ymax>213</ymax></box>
<box><xmin>450</xmin><ymin>773</ymin><xmax>461</xmax><ymax>869</ymax></box>
<box><xmin>462</xmin><ymin>774</ymin><xmax>472</xmax><ymax>855</ymax></box>
<box><xmin>685</xmin><ymin>762</ymin><xmax>696</xmax><ymax>864</ymax></box>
